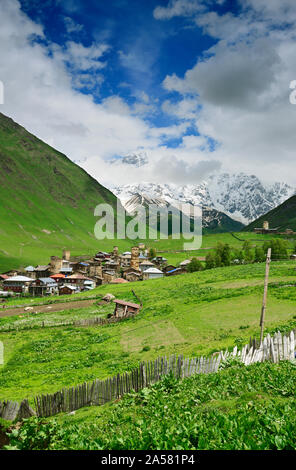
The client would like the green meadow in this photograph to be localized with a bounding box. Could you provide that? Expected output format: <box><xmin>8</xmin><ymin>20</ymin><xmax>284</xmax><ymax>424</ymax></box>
<box><xmin>1</xmin><ymin>259</ymin><xmax>296</xmax><ymax>402</ymax></box>
<box><xmin>15</xmin><ymin>361</ymin><xmax>295</xmax><ymax>450</ymax></box>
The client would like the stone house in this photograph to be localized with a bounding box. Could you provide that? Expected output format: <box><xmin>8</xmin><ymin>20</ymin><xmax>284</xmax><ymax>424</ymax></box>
<box><xmin>29</xmin><ymin>278</ymin><xmax>59</xmax><ymax>297</ymax></box>
<box><xmin>165</xmin><ymin>267</ymin><xmax>186</xmax><ymax>277</ymax></box>
<box><xmin>59</xmin><ymin>285</ymin><xmax>77</xmax><ymax>295</ymax></box>
<box><xmin>24</xmin><ymin>266</ymin><xmax>36</xmax><ymax>279</ymax></box>
<box><xmin>125</xmin><ymin>271</ymin><xmax>142</xmax><ymax>282</ymax></box>
<box><xmin>143</xmin><ymin>267</ymin><xmax>164</xmax><ymax>280</ymax></box>
<box><xmin>3</xmin><ymin>275</ymin><xmax>32</xmax><ymax>294</ymax></box>
<box><xmin>35</xmin><ymin>265</ymin><xmax>51</xmax><ymax>278</ymax></box>
<box><xmin>139</xmin><ymin>260</ymin><xmax>155</xmax><ymax>272</ymax></box>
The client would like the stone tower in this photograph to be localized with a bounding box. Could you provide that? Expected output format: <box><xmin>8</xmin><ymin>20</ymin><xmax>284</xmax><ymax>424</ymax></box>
<box><xmin>63</xmin><ymin>249</ymin><xmax>71</xmax><ymax>261</ymax></box>
<box><xmin>113</xmin><ymin>246</ymin><xmax>119</xmax><ymax>260</ymax></box>
<box><xmin>130</xmin><ymin>246</ymin><xmax>140</xmax><ymax>271</ymax></box>
<box><xmin>50</xmin><ymin>256</ymin><xmax>62</xmax><ymax>275</ymax></box>
<box><xmin>89</xmin><ymin>262</ymin><xmax>102</xmax><ymax>278</ymax></box>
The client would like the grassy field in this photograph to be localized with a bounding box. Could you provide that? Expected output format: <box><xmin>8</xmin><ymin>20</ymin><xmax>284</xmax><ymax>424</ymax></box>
<box><xmin>1</xmin><ymin>259</ymin><xmax>296</xmax><ymax>402</ymax></box>
<box><xmin>3</xmin><ymin>361</ymin><xmax>296</xmax><ymax>450</ymax></box>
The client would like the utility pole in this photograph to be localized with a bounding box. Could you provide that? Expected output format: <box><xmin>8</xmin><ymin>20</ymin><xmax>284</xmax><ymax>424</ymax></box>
<box><xmin>260</xmin><ymin>248</ymin><xmax>271</xmax><ymax>344</ymax></box>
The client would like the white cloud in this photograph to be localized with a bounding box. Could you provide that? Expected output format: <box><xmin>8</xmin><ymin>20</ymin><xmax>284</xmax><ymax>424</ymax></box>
<box><xmin>64</xmin><ymin>16</ymin><xmax>84</xmax><ymax>34</ymax></box>
<box><xmin>153</xmin><ymin>0</ymin><xmax>204</xmax><ymax>20</ymax></box>
<box><xmin>0</xmin><ymin>1</ymin><xmax>157</xmax><ymax>179</ymax></box>
<box><xmin>2</xmin><ymin>0</ymin><xmax>296</xmax><ymax>190</ymax></box>
<box><xmin>53</xmin><ymin>41</ymin><xmax>109</xmax><ymax>71</ymax></box>
<box><xmin>0</xmin><ymin>0</ymin><xmax>220</xmax><ymax>188</ymax></box>
<box><xmin>157</xmin><ymin>1</ymin><xmax>296</xmax><ymax>184</ymax></box>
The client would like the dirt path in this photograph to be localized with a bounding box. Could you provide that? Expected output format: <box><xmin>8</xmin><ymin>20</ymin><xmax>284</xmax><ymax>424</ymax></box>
<box><xmin>0</xmin><ymin>299</ymin><xmax>98</xmax><ymax>319</ymax></box>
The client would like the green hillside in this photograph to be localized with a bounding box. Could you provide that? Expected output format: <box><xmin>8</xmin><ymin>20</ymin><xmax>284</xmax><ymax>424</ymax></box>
<box><xmin>0</xmin><ymin>113</ymin><xmax>129</xmax><ymax>271</ymax></box>
<box><xmin>244</xmin><ymin>194</ymin><xmax>296</xmax><ymax>232</ymax></box>
<box><xmin>6</xmin><ymin>361</ymin><xmax>294</xmax><ymax>450</ymax></box>
<box><xmin>1</xmin><ymin>259</ymin><xmax>296</xmax><ymax>401</ymax></box>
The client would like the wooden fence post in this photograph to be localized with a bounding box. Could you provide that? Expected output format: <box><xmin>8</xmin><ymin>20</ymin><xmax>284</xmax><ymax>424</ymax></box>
<box><xmin>260</xmin><ymin>248</ymin><xmax>271</xmax><ymax>344</ymax></box>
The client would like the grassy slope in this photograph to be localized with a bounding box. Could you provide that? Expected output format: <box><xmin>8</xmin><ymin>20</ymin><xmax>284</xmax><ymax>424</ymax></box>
<box><xmin>244</xmin><ymin>194</ymin><xmax>296</xmax><ymax>232</ymax></box>
<box><xmin>0</xmin><ymin>112</ymin><xmax>132</xmax><ymax>271</ymax></box>
<box><xmin>50</xmin><ymin>361</ymin><xmax>296</xmax><ymax>450</ymax></box>
<box><xmin>1</xmin><ymin>260</ymin><xmax>296</xmax><ymax>401</ymax></box>
<box><xmin>3</xmin><ymin>361</ymin><xmax>296</xmax><ymax>450</ymax></box>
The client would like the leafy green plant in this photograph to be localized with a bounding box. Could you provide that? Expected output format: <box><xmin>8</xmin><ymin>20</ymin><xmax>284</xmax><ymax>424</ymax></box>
<box><xmin>4</xmin><ymin>417</ymin><xmax>68</xmax><ymax>450</ymax></box>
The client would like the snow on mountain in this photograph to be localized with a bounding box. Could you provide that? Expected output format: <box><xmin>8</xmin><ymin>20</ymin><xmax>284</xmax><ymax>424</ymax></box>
<box><xmin>119</xmin><ymin>192</ymin><xmax>244</xmax><ymax>232</ymax></box>
<box><xmin>110</xmin><ymin>173</ymin><xmax>295</xmax><ymax>225</ymax></box>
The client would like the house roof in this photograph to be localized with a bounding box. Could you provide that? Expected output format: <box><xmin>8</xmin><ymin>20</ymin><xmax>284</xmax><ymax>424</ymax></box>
<box><xmin>67</xmin><ymin>273</ymin><xmax>92</xmax><ymax>280</ymax></box>
<box><xmin>50</xmin><ymin>274</ymin><xmax>65</xmax><ymax>279</ymax></box>
<box><xmin>144</xmin><ymin>267</ymin><xmax>163</xmax><ymax>274</ymax></box>
<box><xmin>0</xmin><ymin>274</ymin><xmax>9</xmax><ymax>279</ymax></box>
<box><xmin>36</xmin><ymin>278</ymin><xmax>58</xmax><ymax>286</ymax></box>
<box><xmin>114</xmin><ymin>299</ymin><xmax>140</xmax><ymax>308</ymax></box>
<box><xmin>4</xmin><ymin>275</ymin><xmax>32</xmax><ymax>282</ymax></box>
<box><xmin>167</xmin><ymin>268</ymin><xmax>182</xmax><ymax>273</ymax></box>
<box><xmin>110</xmin><ymin>278</ymin><xmax>129</xmax><ymax>284</ymax></box>
<box><xmin>59</xmin><ymin>284</ymin><xmax>77</xmax><ymax>290</ymax></box>
<box><xmin>25</xmin><ymin>266</ymin><xmax>35</xmax><ymax>272</ymax></box>
<box><xmin>140</xmin><ymin>260</ymin><xmax>154</xmax><ymax>266</ymax></box>
<box><xmin>123</xmin><ymin>267</ymin><xmax>141</xmax><ymax>273</ymax></box>
<box><xmin>35</xmin><ymin>265</ymin><xmax>50</xmax><ymax>271</ymax></box>
<box><xmin>180</xmin><ymin>259</ymin><xmax>191</xmax><ymax>266</ymax></box>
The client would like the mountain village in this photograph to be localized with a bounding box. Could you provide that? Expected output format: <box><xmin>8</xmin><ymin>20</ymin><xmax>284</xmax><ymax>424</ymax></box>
<box><xmin>0</xmin><ymin>245</ymin><xmax>190</xmax><ymax>299</ymax></box>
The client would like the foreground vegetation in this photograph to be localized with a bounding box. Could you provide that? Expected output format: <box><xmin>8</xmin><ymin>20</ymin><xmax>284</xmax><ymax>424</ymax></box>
<box><xmin>2</xmin><ymin>361</ymin><xmax>296</xmax><ymax>450</ymax></box>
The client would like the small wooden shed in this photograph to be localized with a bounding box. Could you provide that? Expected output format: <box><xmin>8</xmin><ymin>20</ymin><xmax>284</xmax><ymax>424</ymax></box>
<box><xmin>113</xmin><ymin>299</ymin><xmax>141</xmax><ymax>318</ymax></box>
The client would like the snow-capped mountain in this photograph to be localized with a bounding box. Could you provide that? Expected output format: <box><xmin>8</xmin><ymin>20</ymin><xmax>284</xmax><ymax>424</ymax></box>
<box><xmin>110</xmin><ymin>152</ymin><xmax>148</xmax><ymax>167</ymax></box>
<box><xmin>121</xmin><ymin>193</ymin><xmax>244</xmax><ymax>232</ymax></box>
<box><xmin>110</xmin><ymin>173</ymin><xmax>295</xmax><ymax>225</ymax></box>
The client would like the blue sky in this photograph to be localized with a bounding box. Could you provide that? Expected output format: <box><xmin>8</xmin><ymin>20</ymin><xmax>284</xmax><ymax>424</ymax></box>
<box><xmin>0</xmin><ymin>0</ymin><xmax>296</xmax><ymax>186</ymax></box>
<box><xmin>19</xmin><ymin>0</ymin><xmax>219</xmax><ymax>130</ymax></box>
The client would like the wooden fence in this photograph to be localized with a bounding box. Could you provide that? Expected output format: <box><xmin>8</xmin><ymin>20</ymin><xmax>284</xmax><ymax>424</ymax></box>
<box><xmin>0</xmin><ymin>312</ymin><xmax>137</xmax><ymax>333</ymax></box>
<box><xmin>0</xmin><ymin>330</ymin><xmax>295</xmax><ymax>420</ymax></box>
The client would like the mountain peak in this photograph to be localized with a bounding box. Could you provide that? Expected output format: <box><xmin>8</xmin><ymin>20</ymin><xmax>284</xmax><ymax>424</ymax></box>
<box><xmin>110</xmin><ymin>172</ymin><xmax>295</xmax><ymax>225</ymax></box>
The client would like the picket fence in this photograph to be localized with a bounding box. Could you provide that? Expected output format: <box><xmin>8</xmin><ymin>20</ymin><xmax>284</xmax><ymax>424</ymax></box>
<box><xmin>0</xmin><ymin>329</ymin><xmax>295</xmax><ymax>421</ymax></box>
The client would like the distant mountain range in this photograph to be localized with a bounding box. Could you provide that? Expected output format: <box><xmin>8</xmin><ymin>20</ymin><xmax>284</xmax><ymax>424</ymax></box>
<box><xmin>110</xmin><ymin>161</ymin><xmax>295</xmax><ymax>225</ymax></box>
<box><xmin>122</xmin><ymin>193</ymin><xmax>244</xmax><ymax>233</ymax></box>
<box><xmin>244</xmin><ymin>194</ymin><xmax>296</xmax><ymax>232</ymax></box>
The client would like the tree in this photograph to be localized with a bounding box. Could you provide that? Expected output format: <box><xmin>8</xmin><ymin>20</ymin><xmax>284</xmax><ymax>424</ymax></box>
<box><xmin>148</xmin><ymin>247</ymin><xmax>156</xmax><ymax>260</ymax></box>
<box><xmin>187</xmin><ymin>258</ymin><xmax>204</xmax><ymax>272</ymax></box>
<box><xmin>205</xmin><ymin>252</ymin><xmax>216</xmax><ymax>269</ymax></box>
<box><xmin>242</xmin><ymin>240</ymin><xmax>254</xmax><ymax>263</ymax></box>
<box><xmin>263</xmin><ymin>239</ymin><xmax>288</xmax><ymax>260</ymax></box>
<box><xmin>221</xmin><ymin>243</ymin><xmax>231</xmax><ymax>266</ymax></box>
<box><xmin>215</xmin><ymin>242</ymin><xmax>231</xmax><ymax>267</ymax></box>
<box><xmin>254</xmin><ymin>246</ymin><xmax>265</xmax><ymax>263</ymax></box>
<box><xmin>214</xmin><ymin>252</ymin><xmax>222</xmax><ymax>267</ymax></box>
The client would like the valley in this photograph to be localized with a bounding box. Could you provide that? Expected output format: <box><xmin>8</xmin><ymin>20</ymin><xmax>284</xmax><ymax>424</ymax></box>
<box><xmin>0</xmin><ymin>113</ymin><xmax>295</xmax><ymax>451</ymax></box>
